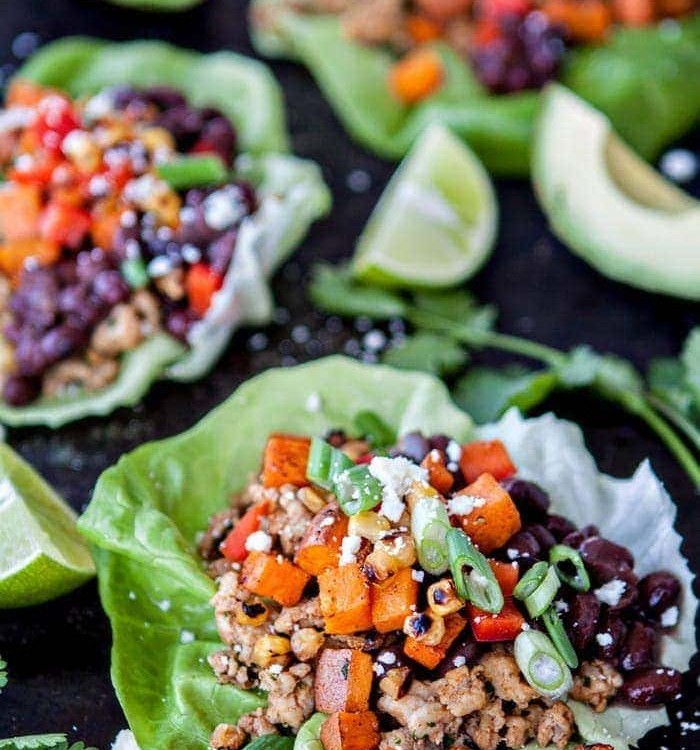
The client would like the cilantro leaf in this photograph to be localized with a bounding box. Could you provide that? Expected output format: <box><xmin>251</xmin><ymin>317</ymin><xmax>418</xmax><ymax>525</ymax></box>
<box><xmin>556</xmin><ymin>346</ymin><xmax>644</xmax><ymax>397</ymax></box>
<box><xmin>412</xmin><ymin>290</ymin><xmax>497</xmax><ymax>333</ymax></box>
<box><xmin>382</xmin><ymin>333</ymin><xmax>468</xmax><ymax>377</ymax></box>
<box><xmin>309</xmin><ymin>265</ymin><xmax>406</xmax><ymax>319</ymax></box>
<box><xmin>454</xmin><ymin>366</ymin><xmax>558</xmax><ymax>423</ymax></box>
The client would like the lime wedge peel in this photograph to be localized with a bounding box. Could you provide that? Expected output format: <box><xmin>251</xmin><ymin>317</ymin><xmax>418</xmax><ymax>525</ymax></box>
<box><xmin>352</xmin><ymin>124</ymin><xmax>498</xmax><ymax>289</ymax></box>
<box><xmin>0</xmin><ymin>443</ymin><xmax>94</xmax><ymax>608</ymax></box>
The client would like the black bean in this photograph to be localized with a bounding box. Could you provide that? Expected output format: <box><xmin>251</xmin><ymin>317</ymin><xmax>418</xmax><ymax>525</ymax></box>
<box><xmin>561</xmin><ymin>524</ymin><xmax>600</xmax><ymax>550</ymax></box>
<box><xmin>393</xmin><ymin>432</ymin><xmax>429</xmax><ymax>463</ymax></box>
<box><xmin>619</xmin><ymin>621</ymin><xmax>658</xmax><ymax>672</ymax></box>
<box><xmin>525</xmin><ymin>523</ymin><xmax>557</xmax><ymax>552</ymax></box>
<box><xmin>619</xmin><ymin>666</ymin><xmax>682</xmax><ymax>707</ymax></box>
<box><xmin>15</xmin><ymin>337</ymin><xmax>48</xmax><ymax>377</ymax></box>
<box><xmin>501</xmin><ymin>478</ymin><xmax>550</xmax><ymax>520</ymax></box>
<box><xmin>375</xmin><ymin>645</ymin><xmax>408</xmax><ymax>673</ymax></box>
<box><xmin>428</xmin><ymin>434</ymin><xmax>450</xmax><ymax>453</ymax></box>
<box><xmin>39</xmin><ymin>324</ymin><xmax>84</xmax><ymax>364</ymax></box>
<box><xmin>2</xmin><ymin>375</ymin><xmax>40</xmax><ymax>406</ymax></box>
<box><xmin>566</xmin><ymin>592</ymin><xmax>601</xmax><ymax>652</ymax></box>
<box><xmin>579</xmin><ymin>536</ymin><xmax>634</xmax><ymax>583</ymax></box>
<box><xmin>165</xmin><ymin>308</ymin><xmax>195</xmax><ymax>341</ymax></box>
<box><xmin>93</xmin><ymin>270</ymin><xmax>130</xmax><ymax>306</ymax></box>
<box><xmin>594</xmin><ymin>612</ymin><xmax>627</xmax><ymax>660</ymax></box>
<box><xmin>638</xmin><ymin>572</ymin><xmax>681</xmax><ymax>623</ymax></box>
<box><xmin>546</xmin><ymin>514</ymin><xmax>577</xmax><ymax>542</ymax></box>
<box><xmin>208</xmin><ymin>230</ymin><xmax>237</xmax><ymax>275</ymax></box>
<box><xmin>436</xmin><ymin>637</ymin><xmax>484</xmax><ymax>676</ymax></box>
<box><xmin>501</xmin><ymin>530</ymin><xmax>541</xmax><ymax>569</ymax></box>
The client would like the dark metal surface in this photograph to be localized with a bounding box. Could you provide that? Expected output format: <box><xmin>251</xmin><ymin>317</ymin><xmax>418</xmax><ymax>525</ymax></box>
<box><xmin>0</xmin><ymin>0</ymin><xmax>698</xmax><ymax>747</ymax></box>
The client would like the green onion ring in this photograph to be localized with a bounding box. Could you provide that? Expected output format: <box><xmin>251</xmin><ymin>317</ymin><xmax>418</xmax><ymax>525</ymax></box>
<box><xmin>446</xmin><ymin>527</ymin><xmax>504</xmax><ymax>614</ymax></box>
<box><xmin>541</xmin><ymin>607</ymin><xmax>579</xmax><ymax>669</ymax></box>
<box><xmin>549</xmin><ymin>544</ymin><xmax>591</xmax><ymax>592</ymax></box>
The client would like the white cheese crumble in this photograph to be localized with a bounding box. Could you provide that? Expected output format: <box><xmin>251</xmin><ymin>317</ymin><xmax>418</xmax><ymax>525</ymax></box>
<box><xmin>319</xmin><ymin>516</ymin><xmax>335</xmax><ymax>528</ymax></box>
<box><xmin>203</xmin><ymin>188</ymin><xmax>245</xmax><ymax>230</ymax></box>
<box><xmin>596</xmin><ymin>632</ymin><xmax>613</xmax><ymax>647</ymax></box>
<box><xmin>0</xmin><ymin>106</ymin><xmax>35</xmax><ymax>132</ymax></box>
<box><xmin>660</xmin><ymin>605</ymin><xmax>679</xmax><ymax>628</ymax></box>
<box><xmin>84</xmin><ymin>90</ymin><xmax>116</xmax><ymax>123</ymax></box>
<box><xmin>446</xmin><ymin>440</ymin><xmax>462</xmax><ymax>463</ymax></box>
<box><xmin>554</xmin><ymin>599</ymin><xmax>569</xmax><ymax>615</ymax></box>
<box><xmin>268</xmin><ymin>663</ymin><xmax>284</xmax><ymax>675</ymax></box>
<box><xmin>305</xmin><ymin>392</ymin><xmax>322</xmax><ymax>413</ymax></box>
<box><xmin>452</xmin><ymin>655</ymin><xmax>467</xmax><ymax>668</ymax></box>
<box><xmin>368</xmin><ymin>456</ymin><xmax>427</xmax><ymax>522</ymax></box>
<box><xmin>660</xmin><ymin>148</ymin><xmax>698</xmax><ymax>184</ymax></box>
<box><xmin>245</xmin><ymin>530</ymin><xmax>273</xmax><ymax>553</ymax></box>
<box><xmin>378</xmin><ymin>651</ymin><xmax>396</xmax><ymax>665</ymax></box>
<box><xmin>62</xmin><ymin>129</ymin><xmax>93</xmax><ymax>159</ymax></box>
<box><xmin>594</xmin><ymin>579</ymin><xmax>626</xmax><ymax>607</ymax></box>
<box><xmin>447</xmin><ymin>494</ymin><xmax>485</xmax><ymax>516</ymax></box>
<box><xmin>339</xmin><ymin>534</ymin><xmax>363</xmax><ymax>565</ymax></box>
<box><xmin>411</xmin><ymin>569</ymin><xmax>425</xmax><ymax>583</ymax></box>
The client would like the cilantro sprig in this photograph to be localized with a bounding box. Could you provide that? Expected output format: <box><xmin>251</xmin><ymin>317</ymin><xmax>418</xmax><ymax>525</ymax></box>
<box><xmin>309</xmin><ymin>264</ymin><xmax>700</xmax><ymax>486</ymax></box>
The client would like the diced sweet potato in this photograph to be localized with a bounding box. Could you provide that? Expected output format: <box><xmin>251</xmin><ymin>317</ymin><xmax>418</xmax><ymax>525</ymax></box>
<box><xmin>318</xmin><ymin>564</ymin><xmax>372</xmax><ymax>634</ymax></box>
<box><xmin>371</xmin><ymin>567</ymin><xmax>419</xmax><ymax>633</ymax></box>
<box><xmin>315</xmin><ymin>648</ymin><xmax>373</xmax><ymax>713</ymax></box>
<box><xmin>0</xmin><ymin>239</ymin><xmax>60</xmax><ymax>279</ymax></box>
<box><xmin>295</xmin><ymin>502</ymin><xmax>348</xmax><ymax>576</ymax></box>
<box><xmin>388</xmin><ymin>48</ymin><xmax>444</xmax><ymax>105</ymax></box>
<box><xmin>240</xmin><ymin>551</ymin><xmax>310</xmax><ymax>607</ymax></box>
<box><xmin>0</xmin><ymin>184</ymin><xmax>41</xmax><ymax>242</ymax></box>
<box><xmin>459</xmin><ymin>440</ymin><xmax>516</xmax><ymax>484</ymax></box>
<box><xmin>5</xmin><ymin>79</ymin><xmax>53</xmax><ymax>107</ymax></box>
<box><xmin>543</xmin><ymin>0</ymin><xmax>613</xmax><ymax>41</ymax></box>
<box><xmin>320</xmin><ymin>711</ymin><xmax>380</xmax><ymax>750</ymax></box>
<box><xmin>421</xmin><ymin>450</ymin><xmax>454</xmax><ymax>494</ymax></box>
<box><xmin>261</xmin><ymin>434</ymin><xmax>311</xmax><ymax>489</ymax></box>
<box><xmin>456</xmin><ymin>473</ymin><xmax>521</xmax><ymax>554</ymax></box>
<box><xmin>403</xmin><ymin>612</ymin><xmax>466</xmax><ymax>669</ymax></box>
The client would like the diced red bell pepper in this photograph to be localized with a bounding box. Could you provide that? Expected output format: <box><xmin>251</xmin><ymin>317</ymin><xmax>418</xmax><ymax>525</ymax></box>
<box><xmin>481</xmin><ymin>0</ymin><xmax>533</xmax><ymax>20</ymax></box>
<box><xmin>186</xmin><ymin>263</ymin><xmax>224</xmax><ymax>317</ymax></box>
<box><xmin>473</xmin><ymin>17</ymin><xmax>502</xmax><ymax>46</ymax></box>
<box><xmin>8</xmin><ymin>153</ymin><xmax>62</xmax><ymax>187</ymax></box>
<box><xmin>31</xmin><ymin>94</ymin><xmax>80</xmax><ymax>155</ymax></box>
<box><xmin>220</xmin><ymin>501</ymin><xmax>270</xmax><ymax>562</ymax></box>
<box><xmin>39</xmin><ymin>201</ymin><xmax>91</xmax><ymax>249</ymax></box>
<box><xmin>355</xmin><ymin>454</ymin><xmax>373</xmax><ymax>465</ymax></box>
<box><xmin>469</xmin><ymin>597</ymin><xmax>525</xmax><ymax>642</ymax></box>
<box><xmin>489</xmin><ymin>560</ymin><xmax>519</xmax><ymax>597</ymax></box>
<box><xmin>459</xmin><ymin>440</ymin><xmax>516</xmax><ymax>484</ymax></box>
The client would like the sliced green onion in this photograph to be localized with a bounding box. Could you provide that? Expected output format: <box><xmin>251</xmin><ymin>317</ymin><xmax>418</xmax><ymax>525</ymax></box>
<box><xmin>513</xmin><ymin>561</ymin><xmax>549</xmax><ymax>601</ymax></box>
<box><xmin>354</xmin><ymin>410</ymin><xmax>396</xmax><ymax>449</ymax></box>
<box><xmin>334</xmin><ymin>465</ymin><xmax>383</xmax><ymax>516</ymax></box>
<box><xmin>156</xmin><ymin>155</ymin><xmax>227</xmax><ymax>190</ymax></box>
<box><xmin>446</xmin><ymin>527</ymin><xmax>504</xmax><ymax>614</ymax></box>
<box><xmin>306</xmin><ymin>438</ymin><xmax>353</xmax><ymax>491</ymax></box>
<box><xmin>541</xmin><ymin>607</ymin><xmax>579</xmax><ymax>669</ymax></box>
<box><xmin>120</xmin><ymin>257</ymin><xmax>149</xmax><ymax>289</ymax></box>
<box><xmin>549</xmin><ymin>544</ymin><xmax>591</xmax><ymax>592</ymax></box>
<box><xmin>523</xmin><ymin>564</ymin><xmax>560</xmax><ymax>618</ymax></box>
<box><xmin>514</xmin><ymin>630</ymin><xmax>572</xmax><ymax>700</ymax></box>
<box><xmin>411</xmin><ymin>495</ymin><xmax>451</xmax><ymax>575</ymax></box>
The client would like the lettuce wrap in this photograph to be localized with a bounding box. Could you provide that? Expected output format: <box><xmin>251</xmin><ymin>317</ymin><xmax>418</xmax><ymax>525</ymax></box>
<box><xmin>250</xmin><ymin>2</ymin><xmax>700</xmax><ymax>176</ymax></box>
<box><xmin>0</xmin><ymin>38</ymin><xmax>330</xmax><ymax>428</ymax></box>
<box><xmin>78</xmin><ymin>356</ymin><xmax>697</xmax><ymax>750</ymax></box>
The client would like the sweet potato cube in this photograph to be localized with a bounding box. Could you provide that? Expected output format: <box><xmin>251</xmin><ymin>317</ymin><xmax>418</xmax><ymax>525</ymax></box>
<box><xmin>240</xmin><ymin>551</ymin><xmax>310</xmax><ymax>607</ymax></box>
<box><xmin>421</xmin><ymin>450</ymin><xmax>454</xmax><ymax>494</ymax></box>
<box><xmin>371</xmin><ymin>567</ymin><xmax>419</xmax><ymax>633</ymax></box>
<box><xmin>315</xmin><ymin>648</ymin><xmax>373</xmax><ymax>713</ymax></box>
<box><xmin>456</xmin><ymin>473</ymin><xmax>521</xmax><ymax>554</ymax></box>
<box><xmin>459</xmin><ymin>440</ymin><xmax>516</xmax><ymax>484</ymax></box>
<box><xmin>295</xmin><ymin>502</ymin><xmax>349</xmax><ymax>576</ymax></box>
<box><xmin>0</xmin><ymin>184</ymin><xmax>41</xmax><ymax>242</ymax></box>
<box><xmin>320</xmin><ymin>711</ymin><xmax>379</xmax><ymax>750</ymax></box>
<box><xmin>318</xmin><ymin>564</ymin><xmax>372</xmax><ymax>634</ymax></box>
<box><xmin>261</xmin><ymin>433</ymin><xmax>311</xmax><ymax>488</ymax></box>
<box><xmin>403</xmin><ymin>612</ymin><xmax>466</xmax><ymax>669</ymax></box>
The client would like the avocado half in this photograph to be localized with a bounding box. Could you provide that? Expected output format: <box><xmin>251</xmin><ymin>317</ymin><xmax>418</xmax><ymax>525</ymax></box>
<box><xmin>533</xmin><ymin>85</ymin><xmax>700</xmax><ymax>301</ymax></box>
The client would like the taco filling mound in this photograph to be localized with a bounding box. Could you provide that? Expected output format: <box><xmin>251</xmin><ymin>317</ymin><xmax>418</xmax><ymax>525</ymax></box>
<box><xmin>201</xmin><ymin>428</ymin><xmax>685</xmax><ymax>750</ymax></box>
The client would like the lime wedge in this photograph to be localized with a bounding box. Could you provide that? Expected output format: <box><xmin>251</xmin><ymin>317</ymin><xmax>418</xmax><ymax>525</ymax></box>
<box><xmin>352</xmin><ymin>124</ymin><xmax>497</xmax><ymax>288</ymax></box>
<box><xmin>0</xmin><ymin>443</ymin><xmax>94</xmax><ymax>608</ymax></box>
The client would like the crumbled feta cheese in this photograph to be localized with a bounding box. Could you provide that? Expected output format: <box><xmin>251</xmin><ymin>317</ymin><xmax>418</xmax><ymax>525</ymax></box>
<box><xmin>506</xmin><ymin>548</ymin><xmax>520</xmax><ymax>561</ymax></box>
<box><xmin>363</xmin><ymin>329</ymin><xmax>386</xmax><ymax>353</ymax></box>
<box><xmin>378</xmin><ymin>651</ymin><xmax>396</xmax><ymax>665</ymax></box>
<box><xmin>62</xmin><ymin>129</ymin><xmax>93</xmax><ymax>159</ymax></box>
<box><xmin>120</xmin><ymin>209</ymin><xmax>137</xmax><ymax>228</ymax></box>
<box><xmin>0</xmin><ymin>106</ymin><xmax>35</xmax><ymax>132</ymax></box>
<box><xmin>147</xmin><ymin>256</ymin><xmax>173</xmax><ymax>278</ymax></box>
<box><xmin>446</xmin><ymin>440</ymin><xmax>462</xmax><ymax>463</ymax></box>
<box><xmin>84</xmin><ymin>90</ymin><xmax>115</xmax><ymax>123</ymax></box>
<box><xmin>305</xmin><ymin>392</ymin><xmax>322</xmax><ymax>413</ymax></box>
<box><xmin>594</xmin><ymin>579</ymin><xmax>626</xmax><ymax>607</ymax></box>
<box><xmin>88</xmin><ymin>174</ymin><xmax>110</xmax><ymax>197</ymax></box>
<box><xmin>180</xmin><ymin>206</ymin><xmax>197</xmax><ymax>224</ymax></box>
<box><xmin>180</xmin><ymin>629</ymin><xmax>195</xmax><ymax>644</ymax></box>
<box><xmin>596</xmin><ymin>632</ymin><xmax>613</xmax><ymax>647</ymax></box>
<box><xmin>660</xmin><ymin>606</ymin><xmax>679</xmax><ymax>628</ymax></box>
<box><xmin>660</xmin><ymin>148</ymin><xmax>698</xmax><ymax>184</ymax></box>
<box><xmin>203</xmin><ymin>187</ymin><xmax>245</xmax><ymax>230</ymax></box>
<box><xmin>411</xmin><ymin>569</ymin><xmax>425</xmax><ymax>583</ymax></box>
<box><xmin>369</xmin><ymin>456</ymin><xmax>427</xmax><ymax>523</ymax></box>
<box><xmin>181</xmin><ymin>243</ymin><xmax>202</xmax><ymax>264</ymax></box>
<box><xmin>452</xmin><ymin>655</ymin><xmax>467</xmax><ymax>668</ymax></box>
<box><xmin>124</xmin><ymin>174</ymin><xmax>164</xmax><ymax>205</ymax></box>
<box><xmin>245</xmin><ymin>530</ymin><xmax>273</xmax><ymax>553</ymax></box>
<box><xmin>268</xmin><ymin>663</ymin><xmax>284</xmax><ymax>675</ymax></box>
<box><xmin>554</xmin><ymin>599</ymin><xmax>569</xmax><ymax>615</ymax></box>
<box><xmin>339</xmin><ymin>534</ymin><xmax>363</xmax><ymax>565</ymax></box>
<box><xmin>319</xmin><ymin>516</ymin><xmax>335</xmax><ymax>528</ymax></box>
<box><xmin>373</xmin><ymin>663</ymin><xmax>386</xmax><ymax>676</ymax></box>
<box><xmin>469</xmin><ymin>570</ymin><xmax>489</xmax><ymax>589</ymax></box>
<box><xmin>447</xmin><ymin>494</ymin><xmax>485</xmax><ymax>516</ymax></box>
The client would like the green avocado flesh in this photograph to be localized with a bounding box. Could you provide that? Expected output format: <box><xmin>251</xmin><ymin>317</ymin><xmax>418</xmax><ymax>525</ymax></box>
<box><xmin>533</xmin><ymin>85</ymin><xmax>700</xmax><ymax>301</ymax></box>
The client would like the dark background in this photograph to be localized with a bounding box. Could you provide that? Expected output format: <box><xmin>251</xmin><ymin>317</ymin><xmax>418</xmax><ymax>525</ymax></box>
<box><xmin>0</xmin><ymin>0</ymin><xmax>698</xmax><ymax>747</ymax></box>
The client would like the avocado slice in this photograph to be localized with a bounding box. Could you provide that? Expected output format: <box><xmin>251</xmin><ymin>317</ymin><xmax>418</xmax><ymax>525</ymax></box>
<box><xmin>533</xmin><ymin>84</ymin><xmax>700</xmax><ymax>301</ymax></box>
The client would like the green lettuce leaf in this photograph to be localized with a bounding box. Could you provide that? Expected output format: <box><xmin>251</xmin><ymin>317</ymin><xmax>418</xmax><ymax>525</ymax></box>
<box><xmin>3</xmin><ymin>38</ymin><xmax>330</xmax><ymax>425</ymax></box>
<box><xmin>250</xmin><ymin>2</ymin><xmax>700</xmax><ymax>174</ymax></box>
<box><xmin>79</xmin><ymin>356</ymin><xmax>696</xmax><ymax>750</ymax></box>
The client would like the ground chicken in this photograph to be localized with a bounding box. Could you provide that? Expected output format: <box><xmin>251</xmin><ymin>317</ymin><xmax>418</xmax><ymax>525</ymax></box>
<box><xmin>237</xmin><ymin>709</ymin><xmax>277</xmax><ymax>738</ymax></box>
<box><xmin>379</xmin><ymin>729</ymin><xmax>423</xmax><ymax>750</ymax></box>
<box><xmin>208</xmin><ymin>649</ymin><xmax>257</xmax><ymax>690</ymax></box>
<box><xmin>480</xmin><ymin>650</ymin><xmax>538</xmax><ymax>709</ymax></box>
<box><xmin>210</xmin><ymin>724</ymin><xmax>247</xmax><ymax>750</ymax></box>
<box><xmin>435</xmin><ymin>665</ymin><xmax>489</xmax><ymax>717</ymax></box>
<box><xmin>536</xmin><ymin>702</ymin><xmax>575</xmax><ymax>750</ymax></box>
<box><xmin>503</xmin><ymin>715</ymin><xmax>534</xmax><ymax>748</ymax></box>
<box><xmin>571</xmin><ymin>660</ymin><xmax>624</xmax><ymax>713</ymax></box>
<box><xmin>257</xmin><ymin>663</ymin><xmax>315</xmax><ymax>731</ymax></box>
<box><xmin>265</xmin><ymin>488</ymin><xmax>313</xmax><ymax>556</ymax></box>
<box><xmin>273</xmin><ymin>597</ymin><xmax>324</xmax><ymax>634</ymax></box>
<box><xmin>378</xmin><ymin>680</ymin><xmax>461</xmax><ymax>745</ymax></box>
<box><xmin>464</xmin><ymin>699</ymin><xmax>506</xmax><ymax>750</ymax></box>
<box><xmin>290</xmin><ymin>628</ymin><xmax>324</xmax><ymax>661</ymax></box>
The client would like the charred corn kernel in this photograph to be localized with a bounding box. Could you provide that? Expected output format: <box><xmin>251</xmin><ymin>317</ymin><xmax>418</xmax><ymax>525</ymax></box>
<box><xmin>363</xmin><ymin>548</ymin><xmax>397</xmax><ymax>583</ymax></box>
<box><xmin>290</xmin><ymin>628</ymin><xmax>324</xmax><ymax>661</ymax></box>
<box><xmin>405</xmin><ymin>480</ymin><xmax>439</xmax><ymax>512</ymax></box>
<box><xmin>252</xmin><ymin>635</ymin><xmax>291</xmax><ymax>668</ymax></box>
<box><xmin>427</xmin><ymin>578</ymin><xmax>463</xmax><ymax>617</ymax></box>
<box><xmin>143</xmin><ymin>187</ymin><xmax>181</xmax><ymax>227</ymax></box>
<box><xmin>62</xmin><ymin>130</ymin><xmax>101</xmax><ymax>173</ymax></box>
<box><xmin>140</xmin><ymin>126</ymin><xmax>175</xmax><ymax>153</ymax></box>
<box><xmin>235</xmin><ymin>599</ymin><xmax>270</xmax><ymax>627</ymax></box>
<box><xmin>348</xmin><ymin>511</ymin><xmax>391</xmax><ymax>542</ymax></box>
<box><xmin>341</xmin><ymin>439</ymin><xmax>371</xmax><ymax>462</ymax></box>
<box><xmin>375</xmin><ymin>530</ymin><xmax>417</xmax><ymax>569</ymax></box>
<box><xmin>403</xmin><ymin>611</ymin><xmax>445</xmax><ymax>646</ymax></box>
<box><xmin>298</xmin><ymin>486</ymin><xmax>327</xmax><ymax>514</ymax></box>
<box><xmin>0</xmin><ymin>336</ymin><xmax>15</xmax><ymax>375</ymax></box>
<box><xmin>95</xmin><ymin>121</ymin><xmax>131</xmax><ymax>148</ymax></box>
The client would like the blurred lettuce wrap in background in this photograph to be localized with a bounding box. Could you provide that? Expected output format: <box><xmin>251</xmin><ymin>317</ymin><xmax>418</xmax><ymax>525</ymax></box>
<box><xmin>0</xmin><ymin>38</ymin><xmax>330</xmax><ymax>427</ymax></box>
<box><xmin>250</xmin><ymin>3</ymin><xmax>700</xmax><ymax>176</ymax></box>
<box><xmin>78</xmin><ymin>356</ymin><xmax>697</xmax><ymax>750</ymax></box>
